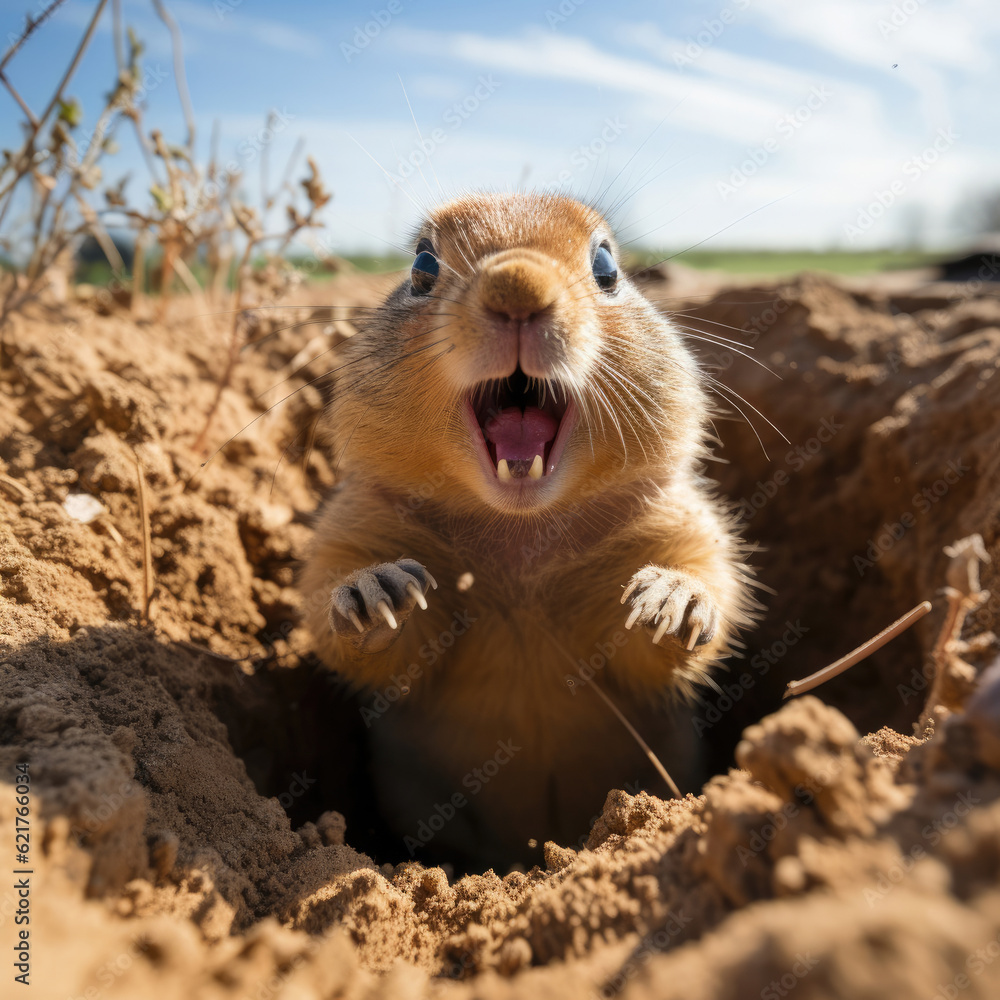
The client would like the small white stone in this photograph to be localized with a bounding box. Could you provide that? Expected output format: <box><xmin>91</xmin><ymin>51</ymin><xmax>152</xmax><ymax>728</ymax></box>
<box><xmin>63</xmin><ymin>493</ymin><xmax>106</xmax><ymax>524</ymax></box>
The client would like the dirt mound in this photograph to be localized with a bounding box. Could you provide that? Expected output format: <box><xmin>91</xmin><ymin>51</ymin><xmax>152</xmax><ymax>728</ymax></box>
<box><xmin>1</xmin><ymin>270</ymin><xmax>999</xmax><ymax>999</ymax></box>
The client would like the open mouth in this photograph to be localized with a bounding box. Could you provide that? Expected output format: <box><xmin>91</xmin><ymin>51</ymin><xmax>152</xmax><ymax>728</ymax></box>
<box><xmin>464</xmin><ymin>367</ymin><xmax>576</xmax><ymax>484</ymax></box>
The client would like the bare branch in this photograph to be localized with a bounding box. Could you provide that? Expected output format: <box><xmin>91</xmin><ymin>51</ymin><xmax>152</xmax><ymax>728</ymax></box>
<box><xmin>150</xmin><ymin>0</ymin><xmax>196</xmax><ymax>151</ymax></box>
<box><xmin>0</xmin><ymin>0</ymin><xmax>69</xmax><ymax>73</ymax></box>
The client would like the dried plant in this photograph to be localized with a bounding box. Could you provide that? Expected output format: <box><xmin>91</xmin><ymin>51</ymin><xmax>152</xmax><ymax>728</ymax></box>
<box><xmin>0</xmin><ymin>0</ymin><xmax>334</xmax><ymax>452</ymax></box>
<box><xmin>0</xmin><ymin>0</ymin><xmax>119</xmax><ymax>332</ymax></box>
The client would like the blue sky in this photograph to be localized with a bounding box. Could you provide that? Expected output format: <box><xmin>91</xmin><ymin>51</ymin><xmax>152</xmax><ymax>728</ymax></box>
<box><xmin>3</xmin><ymin>0</ymin><xmax>999</xmax><ymax>255</ymax></box>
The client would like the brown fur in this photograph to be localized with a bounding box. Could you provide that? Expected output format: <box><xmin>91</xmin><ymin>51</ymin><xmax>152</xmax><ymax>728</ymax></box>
<box><xmin>300</xmin><ymin>192</ymin><xmax>757</xmax><ymax>866</ymax></box>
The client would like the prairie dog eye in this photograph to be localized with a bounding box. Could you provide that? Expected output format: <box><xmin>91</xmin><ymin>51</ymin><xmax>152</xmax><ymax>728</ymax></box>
<box><xmin>592</xmin><ymin>245</ymin><xmax>618</xmax><ymax>291</ymax></box>
<box><xmin>411</xmin><ymin>241</ymin><xmax>439</xmax><ymax>295</ymax></box>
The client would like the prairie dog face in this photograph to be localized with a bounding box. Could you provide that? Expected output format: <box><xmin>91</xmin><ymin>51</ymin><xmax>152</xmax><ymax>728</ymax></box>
<box><xmin>333</xmin><ymin>192</ymin><xmax>705</xmax><ymax>515</ymax></box>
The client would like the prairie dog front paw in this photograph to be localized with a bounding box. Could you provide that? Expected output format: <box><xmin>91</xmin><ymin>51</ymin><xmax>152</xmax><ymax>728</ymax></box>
<box><xmin>329</xmin><ymin>558</ymin><xmax>436</xmax><ymax>652</ymax></box>
<box><xmin>621</xmin><ymin>565</ymin><xmax>719</xmax><ymax>651</ymax></box>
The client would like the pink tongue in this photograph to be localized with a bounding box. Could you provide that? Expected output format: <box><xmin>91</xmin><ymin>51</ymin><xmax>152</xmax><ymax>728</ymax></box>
<box><xmin>484</xmin><ymin>406</ymin><xmax>559</xmax><ymax>463</ymax></box>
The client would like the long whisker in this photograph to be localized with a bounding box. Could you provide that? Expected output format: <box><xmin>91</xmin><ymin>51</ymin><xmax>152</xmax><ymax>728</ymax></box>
<box><xmin>334</xmin><ymin>344</ymin><xmax>454</xmax><ymax>472</ymax></box>
<box><xmin>703</xmin><ymin>375</ymin><xmax>788</xmax><ymax>443</ymax></box>
<box><xmin>665</xmin><ymin>310</ymin><xmax>762</xmax><ymax>336</ymax></box>
<box><xmin>268</xmin><ymin>411</ymin><xmax>319</xmax><ymax>497</ymax></box>
<box><xmin>398</xmin><ymin>73</ymin><xmax>443</xmax><ymax>200</ymax></box>
<box><xmin>348</xmin><ymin>132</ymin><xmax>425</xmax><ymax>213</ymax></box>
<box><xmin>674</xmin><ymin>326</ymin><xmax>781</xmax><ymax>378</ymax></box>
<box><xmin>595</xmin><ymin>370</ymin><xmax>650</xmax><ymax>462</ymax></box>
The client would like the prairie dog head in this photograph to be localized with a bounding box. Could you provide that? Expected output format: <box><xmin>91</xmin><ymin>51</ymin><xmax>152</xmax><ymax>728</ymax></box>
<box><xmin>330</xmin><ymin>192</ymin><xmax>708</xmax><ymax>515</ymax></box>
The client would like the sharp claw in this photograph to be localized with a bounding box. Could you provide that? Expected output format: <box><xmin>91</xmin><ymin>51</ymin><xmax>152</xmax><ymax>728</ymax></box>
<box><xmin>624</xmin><ymin>605</ymin><xmax>642</xmax><ymax>630</ymax></box>
<box><xmin>348</xmin><ymin>610</ymin><xmax>365</xmax><ymax>634</ymax></box>
<box><xmin>653</xmin><ymin>617</ymin><xmax>672</xmax><ymax>645</ymax></box>
<box><xmin>406</xmin><ymin>581</ymin><xmax>428</xmax><ymax>610</ymax></box>
<box><xmin>686</xmin><ymin>625</ymin><xmax>701</xmax><ymax>651</ymax></box>
<box><xmin>376</xmin><ymin>600</ymin><xmax>398</xmax><ymax>629</ymax></box>
<box><xmin>424</xmin><ymin>569</ymin><xmax>438</xmax><ymax>590</ymax></box>
<box><xmin>620</xmin><ymin>579</ymin><xmax>640</xmax><ymax>605</ymax></box>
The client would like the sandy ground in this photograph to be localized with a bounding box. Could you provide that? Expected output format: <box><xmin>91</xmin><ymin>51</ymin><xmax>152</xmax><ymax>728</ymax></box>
<box><xmin>1</xmin><ymin>264</ymin><xmax>999</xmax><ymax>999</ymax></box>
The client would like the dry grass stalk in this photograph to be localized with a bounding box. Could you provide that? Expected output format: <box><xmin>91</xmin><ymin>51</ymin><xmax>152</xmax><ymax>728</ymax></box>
<box><xmin>1</xmin><ymin>0</ymin><xmax>333</xmax><ymax>374</ymax></box>
<box><xmin>132</xmin><ymin>447</ymin><xmax>154</xmax><ymax>622</ymax></box>
<box><xmin>784</xmin><ymin>601</ymin><xmax>932</xmax><ymax>699</ymax></box>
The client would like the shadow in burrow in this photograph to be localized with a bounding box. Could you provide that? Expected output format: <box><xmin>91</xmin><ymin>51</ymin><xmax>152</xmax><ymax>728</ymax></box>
<box><xmin>232</xmin><ymin>275</ymin><xmax>999</xmax><ymax>869</ymax></box>
<box><xmin>237</xmin><ymin>278</ymin><xmax>999</xmax><ymax>867</ymax></box>
<box><xmin>13</xmin><ymin>278</ymin><xmax>997</xmax><ymax>884</ymax></box>
<box><xmin>674</xmin><ymin>281</ymin><xmax>1000</xmax><ymax>778</ymax></box>
<box><xmin>210</xmin><ymin>650</ymin><xmax>406</xmax><ymax>867</ymax></box>
<box><xmin>1</xmin><ymin>619</ymin><xmax>662</xmax><ymax>877</ymax></box>
<box><xmin>0</xmin><ymin>624</ymin><xmax>402</xmax><ymax>884</ymax></box>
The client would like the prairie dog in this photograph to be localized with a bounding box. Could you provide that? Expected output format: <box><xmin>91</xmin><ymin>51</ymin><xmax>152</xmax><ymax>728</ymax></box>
<box><xmin>301</xmin><ymin>192</ymin><xmax>756</xmax><ymax>867</ymax></box>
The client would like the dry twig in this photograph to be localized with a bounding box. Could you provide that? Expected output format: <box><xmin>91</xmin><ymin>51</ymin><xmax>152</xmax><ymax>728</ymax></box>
<box><xmin>132</xmin><ymin>447</ymin><xmax>154</xmax><ymax>622</ymax></box>
<box><xmin>784</xmin><ymin>601</ymin><xmax>932</xmax><ymax>699</ymax></box>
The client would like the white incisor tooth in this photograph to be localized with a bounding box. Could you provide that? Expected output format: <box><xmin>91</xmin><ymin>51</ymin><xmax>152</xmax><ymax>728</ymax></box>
<box><xmin>497</xmin><ymin>459</ymin><xmax>512</xmax><ymax>482</ymax></box>
<box><xmin>528</xmin><ymin>454</ymin><xmax>543</xmax><ymax>480</ymax></box>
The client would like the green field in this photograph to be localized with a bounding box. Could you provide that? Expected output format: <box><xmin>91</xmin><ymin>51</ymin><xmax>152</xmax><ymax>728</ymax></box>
<box><xmin>343</xmin><ymin>248</ymin><xmax>945</xmax><ymax>277</ymax></box>
<box><xmin>626</xmin><ymin>248</ymin><xmax>942</xmax><ymax>277</ymax></box>
<box><xmin>340</xmin><ymin>253</ymin><xmax>410</xmax><ymax>274</ymax></box>
<box><xmin>65</xmin><ymin>248</ymin><xmax>946</xmax><ymax>289</ymax></box>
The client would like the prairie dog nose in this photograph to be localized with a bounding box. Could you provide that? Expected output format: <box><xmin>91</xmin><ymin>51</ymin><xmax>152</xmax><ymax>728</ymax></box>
<box><xmin>478</xmin><ymin>249</ymin><xmax>561</xmax><ymax>321</ymax></box>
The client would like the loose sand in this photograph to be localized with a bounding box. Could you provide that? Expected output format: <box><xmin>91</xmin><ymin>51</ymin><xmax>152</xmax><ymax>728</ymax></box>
<box><xmin>1</xmin><ymin>266</ymin><xmax>999</xmax><ymax>998</ymax></box>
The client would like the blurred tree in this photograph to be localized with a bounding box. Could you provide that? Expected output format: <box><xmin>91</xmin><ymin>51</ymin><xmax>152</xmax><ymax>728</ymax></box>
<box><xmin>954</xmin><ymin>189</ymin><xmax>1000</xmax><ymax>236</ymax></box>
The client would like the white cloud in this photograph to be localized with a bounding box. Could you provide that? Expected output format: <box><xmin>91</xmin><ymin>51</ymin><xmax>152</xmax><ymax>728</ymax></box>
<box><xmin>57</xmin><ymin>0</ymin><xmax>323</xmax><ymax>58</ymax></box>
<box><xmin>615</xmin><ymin>21</ymin><xmax>829</xmax><ymax>95</ymax></box>
<box><xmin>748</xmin><ymin>0</ymin><xmax>996</xmax><ymax>73</ymax></box>
<box><xmin>21</xmin><ymin>2</ymin><xmax>1000</xmax><ymax>252</ymax></box>
<box><xmin>391</xmin><ymin>27</ymin><xmax>793</xmax><ymax>144</ymax></box>
<box><xmin>744</xmin><ymin>0</ymin><xmax>1000</xmax><ymax>125</ymax></box>
<box><xmin>169</xmin><ymin>1</ymin><xmax>323</xmax><ymax>57</ymax></box>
